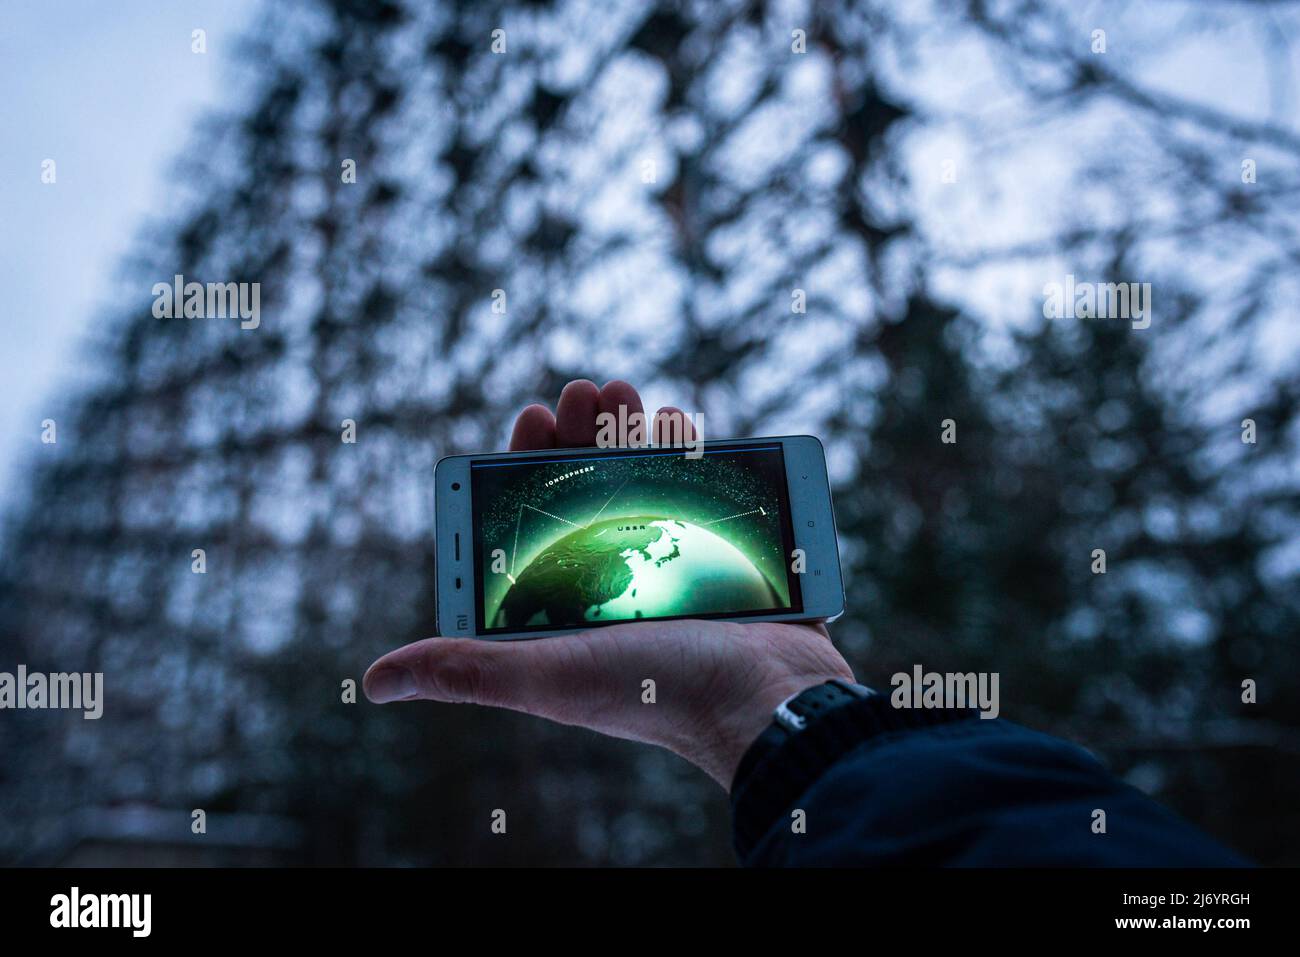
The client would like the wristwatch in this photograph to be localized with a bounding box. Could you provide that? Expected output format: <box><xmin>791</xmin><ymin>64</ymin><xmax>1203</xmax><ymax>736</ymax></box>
<box><xmin>729</xmin><ymin>677</ymin><xmax>980</xmax><ymax>858</ymax></box>
<box><xmin>732</xmin><ymin>679</ymin><xmax>876</xmax><ymax>788</ymax></box>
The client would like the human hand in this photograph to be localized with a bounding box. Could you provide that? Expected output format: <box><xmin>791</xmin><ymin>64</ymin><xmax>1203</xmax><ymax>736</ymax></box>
<box><xmin>363</xmin><ymin>380</ymin><xmax>854</xmax><ymax>788</ymax></box>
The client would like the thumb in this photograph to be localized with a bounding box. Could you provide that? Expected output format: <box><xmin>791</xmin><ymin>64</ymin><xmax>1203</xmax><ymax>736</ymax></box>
<box><xmin>363</xmin><ymin>634</ymin><xmax>626</xmax><ymax>728</ymax></box>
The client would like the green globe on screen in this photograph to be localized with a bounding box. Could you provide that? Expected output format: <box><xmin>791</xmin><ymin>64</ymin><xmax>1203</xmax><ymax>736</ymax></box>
<box><xmin>493</xmin><ymin>516</ymin><xmax>782</xmax><ymax>628</ymax></box>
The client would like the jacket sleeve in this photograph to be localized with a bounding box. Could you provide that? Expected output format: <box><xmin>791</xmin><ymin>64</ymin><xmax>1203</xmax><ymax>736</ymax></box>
<box><xmin>729</xmin><ymin>694</ymin><xmax>1248</xmax><ymax>867</ymax></box>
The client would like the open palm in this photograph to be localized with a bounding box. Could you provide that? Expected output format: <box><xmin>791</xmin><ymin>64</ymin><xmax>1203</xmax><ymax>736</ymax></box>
<box><xmin>364</xmin><ymin>380</ymin><xmax>852</xmax><ymax>786</ymax></box>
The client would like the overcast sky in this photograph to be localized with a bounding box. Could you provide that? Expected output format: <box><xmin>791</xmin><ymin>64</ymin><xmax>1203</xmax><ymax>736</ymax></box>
<box><xmin>0</xmin><ymin>0</ymin><xmax>257</xmax><ymax>505</ymax></box>
<box><xmin>1</xmin><ymin>0</ymin><xmax>1296</xmax><ymax>517</ymax></box>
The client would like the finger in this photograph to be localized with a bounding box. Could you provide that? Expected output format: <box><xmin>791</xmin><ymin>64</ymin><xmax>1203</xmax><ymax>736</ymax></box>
<box><xmin>653</xmin><ymin>405</ymin><xmax>698</xmax><ymax>446</ymax></box>
<box><xmin>555</xmin><ymin>379</ymin><xmax>600</xmax><ymax>448</ymax></box>
<box><xmin>597</xmin><ymin>380</ymin><xmax>646</xmax><ymax>446</ymax></box>
<box><xmin>509</xmin><ymin>403</ymin><xmax>557</xmax><ymax>451</ymax></box>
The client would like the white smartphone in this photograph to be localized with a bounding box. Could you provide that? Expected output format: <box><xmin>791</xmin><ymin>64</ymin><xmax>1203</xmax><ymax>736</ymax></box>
<box><xmin>434</xmin><ymin>436</ymin><xmax>845</xmax><ymax>640</ymax></box>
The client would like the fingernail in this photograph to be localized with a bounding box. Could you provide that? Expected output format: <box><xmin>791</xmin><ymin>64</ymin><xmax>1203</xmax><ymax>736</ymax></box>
<box><xmin>365</xmin><ymin>666</ymin><xmax>418</xmax><ymax>703</ymax></box>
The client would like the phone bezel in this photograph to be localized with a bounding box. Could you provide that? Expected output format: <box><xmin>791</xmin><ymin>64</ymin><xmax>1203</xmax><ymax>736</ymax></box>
<box><xmin>433</xmin><ymin>435</ymin><xmax>844</xmax><ymax>640</ymax></box>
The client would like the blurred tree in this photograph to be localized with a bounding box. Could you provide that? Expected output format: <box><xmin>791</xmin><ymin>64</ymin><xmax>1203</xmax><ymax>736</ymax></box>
<box><xmin>1</xmin><ymin>0</ymin><xmax>1296</xmax><ymax>864</ymax></box>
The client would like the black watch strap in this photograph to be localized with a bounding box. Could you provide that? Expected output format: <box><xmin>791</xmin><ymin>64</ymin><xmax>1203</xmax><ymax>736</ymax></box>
<box><xmin>731</xmin><ymin>679</ymin><xmax>873</xmax><ymax>788</ymax></box>
<box><xmin>730</xmin><ymin>682</ymin><xmax>980</xmax><ymax>859</ymax></box>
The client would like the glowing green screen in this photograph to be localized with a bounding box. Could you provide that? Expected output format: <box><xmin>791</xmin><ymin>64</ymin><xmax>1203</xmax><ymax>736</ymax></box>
<box><xmin>470</xmin><ymin>444</ymin><xmax>802</xmax><ymax>634</ymax></box>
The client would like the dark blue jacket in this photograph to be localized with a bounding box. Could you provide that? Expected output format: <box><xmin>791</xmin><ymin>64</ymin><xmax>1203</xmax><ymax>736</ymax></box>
<box><xmin>730</xmin><ymin>695</ymin><xmax>1247</xmax><ymax>866</ymax></box>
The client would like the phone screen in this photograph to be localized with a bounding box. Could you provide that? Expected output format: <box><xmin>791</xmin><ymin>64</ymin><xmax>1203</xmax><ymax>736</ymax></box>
<box><xmin>469</xmin><ymin>443</ymin><xmax>803</xmax><ymax>634</ymax></box>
